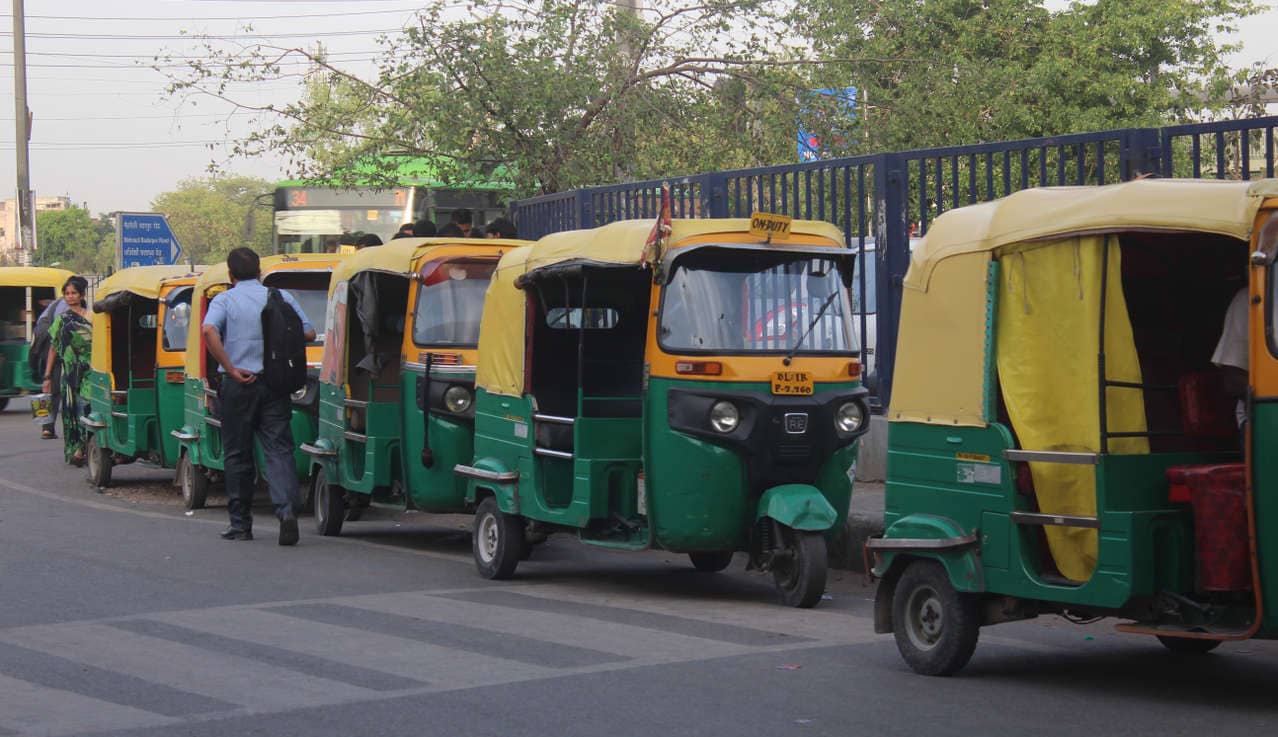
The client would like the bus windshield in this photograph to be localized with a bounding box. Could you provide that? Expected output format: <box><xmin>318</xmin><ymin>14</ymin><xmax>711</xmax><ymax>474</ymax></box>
<box><xmin>659</xmin><ymin>248</ymin><xmax>857</xmax><ymax>355</ymax></box>
<box><xmin>412</xmin><ymin>261</ymin><xmax>497</xmax><ymax>346</ymax></box>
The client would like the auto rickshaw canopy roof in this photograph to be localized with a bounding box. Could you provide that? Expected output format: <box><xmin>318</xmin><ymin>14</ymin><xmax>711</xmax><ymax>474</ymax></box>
<box><xmin>93</xmin><ymin>265</ymin><xmax>202</xmax><ymax>309</ymax></box>
<box><xmin>476</xmin><ymin>218</ymin><xmax>847</xmax><ymax>397</ymax></box>
<box><xmin>185</xmin><ymin>252</ymin><xmax>347</xmax><ymax>376</ymax></box>
<box><xmin>905</xmin><ymin>178</ymin><xmax>1278</xmax><ymax>292</ymax></box>
<box><xmin>891</xmin><ymin>177</ymin><xmax>1278</xmax><ymax>429</ymax></box>
<box><xmin>0</xmin><ymin>266</ymin><xmax>74</xmax><ymax>289</ymax></box>
<box><xmin>328</xmin><ymin>237</ymin><xmax>531</xmax><ymax>289</ymax></box>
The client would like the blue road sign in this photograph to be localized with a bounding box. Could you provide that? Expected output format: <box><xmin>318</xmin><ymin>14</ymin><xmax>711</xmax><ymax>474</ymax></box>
<box><xmin>798</xmin><ymin>87</ymin><xmax>857</xmax><ymax>162</ymax></box>
<box><xmin>117</xmin><ymin>212</ymin><xmax>184</xmax><ymax>268</ymax></box>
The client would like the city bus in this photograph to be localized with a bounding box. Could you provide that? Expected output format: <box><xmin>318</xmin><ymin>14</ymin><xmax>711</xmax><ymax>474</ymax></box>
<box><xmin>271</xmin><ymin>158</ymin><xmax>511</xmax><ymax>253</ymax></box>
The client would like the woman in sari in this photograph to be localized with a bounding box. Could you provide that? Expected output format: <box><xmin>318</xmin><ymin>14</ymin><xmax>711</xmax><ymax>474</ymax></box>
<box><xmin>42</xmin><ymin>276</ymin><xmax>92</xmax><ymax>466</ymax></box>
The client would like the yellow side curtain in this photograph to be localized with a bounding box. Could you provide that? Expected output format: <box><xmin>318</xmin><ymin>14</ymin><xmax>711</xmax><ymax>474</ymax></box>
<box><xmin>996</xmin><ymin>236</ymin><xmax>1149</xmax><ymax>582</ymax></box>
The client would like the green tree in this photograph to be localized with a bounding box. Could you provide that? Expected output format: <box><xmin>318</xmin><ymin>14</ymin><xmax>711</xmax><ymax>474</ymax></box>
<box><xmin>150</xmin><ymin>175</ymin><xmax>273</xmax><ymax>264</ymax></box>
<box><xmin>793</xmin><ymin>0</ymin><xmax>1259</xmax><ymax>156</ymax></box>
<box><xmin>162</xmin><ymin>1</ymin><xmax>837</xmax><ymax>195</ymax></box>
<box><xmin>34</xmin><ymin>207</ymin><xmax>110</xmax><ymax>273</ymax></box>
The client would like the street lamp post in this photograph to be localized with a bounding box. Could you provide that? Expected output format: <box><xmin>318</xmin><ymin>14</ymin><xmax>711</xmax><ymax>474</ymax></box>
<box><xmin>12</xmin><ymin>0</ymin><xmax>34</xmax><ymax>267</ymax></box>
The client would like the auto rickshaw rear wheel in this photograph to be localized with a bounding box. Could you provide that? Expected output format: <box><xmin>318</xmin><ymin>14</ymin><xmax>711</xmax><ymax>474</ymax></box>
<box><xmin>0</xmin><ymin>397</ymin><xmax>8</xmax><ymax>412</ymax></box>
<box><xmin>1156</xmin><ymin>635</ymin><xmax>1222</xmax><ymax>654</ymax></box>
<box><xmin>473</xmin><ymin>496</ymin><xmax>525</xmax><ymax>580</ymax></box>
<box><xmin>771</xmin><ymin>527</ymin><xmax>827</xmax><ymax>608</ymax></box>
<box><xmin>312</xmin><ymin>468</ymin><xmax>345</xmax><ymax>537</ymax></box>
<box><xmin>689</xmin><ymin>551</ymin><xmax>734</xmax><ymax>572</ymax></box>
<box><xmin>86</xmin><ymin>435</ymin><xmax>112</xmax><ymax>488</ymax></box>
<box><xmin>177</xmin><ymin>452</ymin><xmax>209</xmax><ymax>510</ymax></box>
<box><xmin>892</xmin><ymin>559</ymin><xmax>981</xmax><ymax>676</ymax></box>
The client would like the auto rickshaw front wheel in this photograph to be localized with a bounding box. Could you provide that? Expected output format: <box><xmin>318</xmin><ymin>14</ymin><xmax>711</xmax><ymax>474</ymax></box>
<box><xmin>1156</xmin><ymin>635</ymin><xmax>1222</xmax><ymax>654</ymax></box>
<box><xmin>473</xmin><ymin>496</ymin><xmax>525</xmax><ymax>580</ymax></box>
<box><xmin>86</xmin><ymin>435</ymin><xmax>112</xmax><ymax>488</ymax></box>
<box><xmin>772</xmin><ymin>527</ymin><xmax>827</xmax><ymax>608</ymax></box>
<box><xmin>892</xmin><ymin>559</ymin><xmax>981</xmax><ymax>676</ymax></box>
<box><xmin>177</xmin><ymin>452</ymin><xmax>209</xmax><ymax>510</ymax></box>
<box><xmin>0</xmin><ymin>397</ymin><xmax>8</xmax><ymax>412</ymax></box>
<box><xmin>312</xmin><ymin>468</ymin><xmax>345</xmax><ymax>537</ymax></box>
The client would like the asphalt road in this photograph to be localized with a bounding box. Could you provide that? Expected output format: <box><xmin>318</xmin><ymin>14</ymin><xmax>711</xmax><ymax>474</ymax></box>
<box><xmin>2</xmin><ymin>405</ymin><xmax>1277</xmax><ymax>737</ymax></box>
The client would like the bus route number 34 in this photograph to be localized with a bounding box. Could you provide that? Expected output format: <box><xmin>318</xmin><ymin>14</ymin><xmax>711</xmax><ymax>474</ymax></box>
<box><xmin>771</xmin><ymin>370</ymin><xmax>814</xmax><ymax>396</ymax></box>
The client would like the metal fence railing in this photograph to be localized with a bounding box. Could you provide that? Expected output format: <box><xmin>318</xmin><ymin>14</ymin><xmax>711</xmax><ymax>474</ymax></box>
<box><xmin>512</xmin><ymin>115</ymin><xmax>1278</xmax><ymax>409</ymax></box>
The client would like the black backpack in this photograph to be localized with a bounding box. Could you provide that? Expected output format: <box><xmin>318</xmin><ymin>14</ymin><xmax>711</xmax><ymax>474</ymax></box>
<box><xmin>261</xmin><ymin>288</ymin><xmax>308</xmax><ymax>394</ymax></box>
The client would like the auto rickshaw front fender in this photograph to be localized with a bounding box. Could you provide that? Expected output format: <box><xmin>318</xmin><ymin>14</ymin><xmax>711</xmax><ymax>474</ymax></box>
<box><xmin>460</xmin><ymin>457</ymin><xmax>520</xmax><ymax>514</ymax></box>
<box><xmin>755</xmin><ymin>484</ymin><xmax>837</xmax><ymax>531</ymax></box>
<box><xmin>866</xmin><ymin>513</ymin><xmax>985</xmax><ymax>635</ymax></box>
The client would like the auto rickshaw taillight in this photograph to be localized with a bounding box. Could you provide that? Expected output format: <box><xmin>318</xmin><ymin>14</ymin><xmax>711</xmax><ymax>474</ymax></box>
<box><xmin>847</xmin><ymin>359</ymin><xmax>861</xmax><ymax>378</ymax></box>
<box><xmin>675</xmin><ymin>360</ymin><xmax>722</xmax><ymax>376</ymax></box>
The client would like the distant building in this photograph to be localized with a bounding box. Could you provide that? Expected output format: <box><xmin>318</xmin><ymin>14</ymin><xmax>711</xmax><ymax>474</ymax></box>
<box><xmin>0</xmin><ymin>195</ymin><xmax>72</xmax><ymax>264</ymax></box>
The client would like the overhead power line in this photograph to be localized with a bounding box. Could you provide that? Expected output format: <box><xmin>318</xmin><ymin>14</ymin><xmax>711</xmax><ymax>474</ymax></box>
<box><xmin>21</xmin><ymin>7</ymin><xmax>426</xmax><ymax>22</ymax></box>
<box><xmin>0</xmin><ymin>28</ymin><xmax>407</xmax><ymax>41</ymax></box>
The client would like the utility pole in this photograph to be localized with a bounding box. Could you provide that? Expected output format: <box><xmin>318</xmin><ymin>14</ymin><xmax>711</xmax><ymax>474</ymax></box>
<box><xmin>12</xmin><ymin>0</ymin><xmax>34</xmax><ymax>267</ymax></box>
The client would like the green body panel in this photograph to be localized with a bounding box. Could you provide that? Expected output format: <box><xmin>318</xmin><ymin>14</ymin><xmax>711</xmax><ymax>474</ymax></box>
<box><xmin>1249</xmin><ymin>403</ymin><xmax>1278</xmax><ymax>633</ymax></box>
<box><xmin>0</xmin><ymin>341</ymin><xmax>37</xmax><ymax>396</ymax></box>
<box><xmin>756</xmin><ymin>484</ymin><xmax>838</xmax><ymax>531</ymax></box>
<box><xmin>314</xmin><ymin>368</ymin><xmax>474</xmax><ymax>514</ymax></box>
<box><xmin>471</xmin><ymin>376</ymin><xmax>861</xmax><ymax>554</ymax></box>
<box><xmin>884</xmin><ymin>421</ymin><xmax>1226</xmax><ymax>606</ymax></box>
<box><xmin>85</xmin><ymin>369</ymin><xmax>172</xmax><ymax>465</ymax></box>
<box><xmin>154</xmin><ymin>369</ymin><xmax>186</xmax><ymax>467</ymax></box>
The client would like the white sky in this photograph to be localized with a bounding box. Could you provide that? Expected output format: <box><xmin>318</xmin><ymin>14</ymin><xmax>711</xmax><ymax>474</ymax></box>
<box><xmin>0</xmin><ymin>0</ymin><xmax>1276</xmax><ymax>216</ymax></box>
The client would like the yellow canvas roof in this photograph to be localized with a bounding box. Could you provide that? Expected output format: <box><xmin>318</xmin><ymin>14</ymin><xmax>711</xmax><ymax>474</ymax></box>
<box><xmin>891</xmin><ymin>178</ymin><xmax>1278</xmax><ymax>427</ymax></box>
<box><xmin>906</xmin><ymin>178</ymin><xmax>1278</xmax><ymax>291</ymax></box>
<box><xmin>95</xmin><ymin>265</ymin><xmax>203</xmax><ymax>302</ymax></box>
<box><xmin>475</xmin><ymin>218</ymin><xmax>846</xmax><ymax>396</ymax></box>
<box><xmin>523</xmin><ymin>218</ymin><xmax>844</xmax><ymax>278</ymax></box>
<box><xmin>329</xmin><ymin>238</ymin><xmax>531</xmax><ymax>288</ymax></box>
<box><xmin>0</xmin><ymin>266</ymin><xmax>74</xmax><ymax>289</ymax></box>
<box><xmin>192</xmin><ymin>252</ymin><xmax>347</xmax><ymax>293</ymax></box>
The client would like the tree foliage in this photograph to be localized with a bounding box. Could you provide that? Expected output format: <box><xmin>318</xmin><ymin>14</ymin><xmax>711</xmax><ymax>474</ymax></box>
<box><xmin>150</xmin><ymin>175</ymin><xmax>274</xmax><ymax>264</ymax></box>
<box><xmin>163</xmin><ymin>0</ymin><xmax>1259</xmax><ymax>197</ymax></box>
<box><xmin>33</xmin><ymin>208</ymin><xmax>112</xmax><ymax>273</ymax></box>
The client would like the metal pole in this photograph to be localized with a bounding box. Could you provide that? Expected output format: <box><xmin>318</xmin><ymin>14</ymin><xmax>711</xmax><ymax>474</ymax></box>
<box><xmin>13</xmin><ymin>0</ymin><xmax>34</xmax><ymax>267</ymax></box>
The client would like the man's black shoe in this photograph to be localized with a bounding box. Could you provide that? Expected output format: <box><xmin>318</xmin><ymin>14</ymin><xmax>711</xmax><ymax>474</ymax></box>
<box><xmin>220</xmin><ymin>528</ymin><xmax>253</xmax><ymax>541</ymax></box>
<box><xmin>278</xmin><ymin>517</ymin><xmax>299</xmax><ymax>546</ymax></box>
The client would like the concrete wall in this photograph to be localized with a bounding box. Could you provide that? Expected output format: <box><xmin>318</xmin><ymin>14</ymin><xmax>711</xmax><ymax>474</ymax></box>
<box><xmin>854</xmin><ymin>415</ymin><xmax>888</xmax><ymax>482</ymax></box>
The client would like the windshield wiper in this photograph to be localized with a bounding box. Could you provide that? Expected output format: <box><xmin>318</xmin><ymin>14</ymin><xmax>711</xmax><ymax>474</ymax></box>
<box><xmin>782</xmin><ymin>290</ymin><xmax>839</xmax><ymax>366</ymax></box>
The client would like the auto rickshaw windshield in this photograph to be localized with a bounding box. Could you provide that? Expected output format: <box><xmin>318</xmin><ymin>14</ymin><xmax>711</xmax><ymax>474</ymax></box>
<box><xmin>659</xmin><ymin>247</ymin><xmax>857</xmax><ymax>354</ymax></box>
<box><xmin>412</xmin><ymin>260</ymin><xmax>496</xmax><ymax>346</ymax></box>
<box><xmin>281</xmin><ymin>287</ymin><xmax>328</xmax><ymax>345</ymax></box>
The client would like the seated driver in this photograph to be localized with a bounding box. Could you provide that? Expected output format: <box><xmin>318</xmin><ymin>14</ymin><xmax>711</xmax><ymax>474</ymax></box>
<box><xmin>1211</xmin><ymin>286</ymin><xmax>1248</xmax><ymax>435</ymax></box>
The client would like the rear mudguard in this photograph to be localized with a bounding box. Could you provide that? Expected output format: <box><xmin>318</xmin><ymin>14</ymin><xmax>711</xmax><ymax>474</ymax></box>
<box><xmin>869</xmin><ymin>514</ymin><xmax>984</xmax><ymax>634</ymax></box>
<box><xmin>755</xmin><ymin>484</ymin><xmax>837</xmax><ymax>531</ymax></box>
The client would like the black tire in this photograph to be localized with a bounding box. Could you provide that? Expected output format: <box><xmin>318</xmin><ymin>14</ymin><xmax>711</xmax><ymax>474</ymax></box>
<box><xmin>1157</xmin><ymin>635</ymin><xmax>1222</xmax><ymax>654</ymax></box>
<box><xmin>312</xmin><ymin>468</ymin><xmax>345</xmax><ymax>537</ymax></box>
<box><xmin>472</xmin><ymin>496</ymin><xmax>525</xmax><ymax>580</ymax></box>
<box><xmin>689</xmin><ymin>551</ymin><xmax>734</xmax><ymax>572</ymax></box>
<box><xmin>772</xmin><ymin>528</ymin><xmax>828</xmax><ymax>608</ymax></box>
<box><xmin>86</xmin><ymin>434</ymin><xmax>112</xmax><ymax>487</ymax></box>
<box><xmin>178</xmin><ymin>452</ymin><xmax>209</xmax><ymax>510</ymax></box>
<box><xmin>0</xmin><ymin>397</ymin><xmax>9</xmax><ymax>412</ymax></box>
<box><xmin>892</xmin><ymin>559</ymin><xmax>982</xmax><ymax>676</ymax></box>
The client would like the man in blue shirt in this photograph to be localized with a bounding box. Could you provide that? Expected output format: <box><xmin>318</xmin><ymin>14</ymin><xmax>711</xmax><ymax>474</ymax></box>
<box><xmin>202</xmin><ymin>248</ymin><xmax>316</xmax><ymax>545</ymax></box>
<box><xmin>31</xmin><ymin>296</ymin><xmax>68</xmax><ymax>439</ymax></box>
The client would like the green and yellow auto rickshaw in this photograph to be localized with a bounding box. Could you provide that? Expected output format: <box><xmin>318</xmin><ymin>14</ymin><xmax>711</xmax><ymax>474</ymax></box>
<box><xmin>0</xmin><ymin>266</ymin><xmax>73</xmax><ymax>410</ymax></box>
<box><xmin>870</xmin><ymin>178</ymin><xmax>1278</xmax><ymax>675</ymax></box>
<box><xmin>302</xmin><ymin>237</ymin><xmax>530</xmax><ymax>535</ymax></box>
<box><xmin>81</xmin><ymin>266</ymin><xmax>203</xmax><ymax>487</ymax></box>
<box><xmin>173</xmin><ymin>253</ymin><xmax>341</xmax><ymax>510</ymax></box>
<box><xmin>463</xmin><ymin>215</ymin><xmax>871</xmax><ymax>607</ymax></box>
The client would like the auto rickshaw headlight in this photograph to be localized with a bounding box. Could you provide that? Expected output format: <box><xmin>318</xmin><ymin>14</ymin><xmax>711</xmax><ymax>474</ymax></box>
<box><xmin>444</xmin><ymin>385</ymin><xmax>473</xmax><ymax>414</ymax></box>
<box><xmin>709</xmin><ymin>400</ymin><xmax>740</xmax><ymax>433</ymax></box>
<box><xmin>835</xmin><ymin>401</ymin><xmax>865</xmax><ymax>434</ymax></box>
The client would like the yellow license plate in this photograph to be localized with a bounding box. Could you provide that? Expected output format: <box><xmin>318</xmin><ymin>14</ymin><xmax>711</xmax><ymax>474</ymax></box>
<box><xmin>771</xmin><ymin>370</ymin><xmax>813</xmax><ymax>396</ymax></box>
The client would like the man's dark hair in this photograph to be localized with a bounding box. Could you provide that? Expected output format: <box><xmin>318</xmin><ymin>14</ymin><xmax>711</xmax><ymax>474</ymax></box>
<box><xmin>412</xmin><ymin>219</ymin><xmax>437</xmax><ymax>237</ymax></box>
<box><xmin>227</xmin><ymin>247</ymin><xmax>261</xmax><ymax>281</ymax></box>
<box><xmin>437</xmin><ymin>222</ymin><xmax>464</xmax><ymax>238</ymax></box>
<box><xmin>396</xmin><ymin>223</ymin><xmax>415</xmax><ymax>237</ymax></box>
<box><xmin>356</xmin><ymin>233</ymin><xmax>383</xmax><ymax>248</ymax></box>
<box><xmin>391</xmin><ymin>231</ymin><xmax>412</xmax><ymax>240</ymax></box>
<box><xmin>450</xmin><ymin>208</ymin><xmax>473</xmax><ymax>226</ymax></box>
<box><xmin>486</xmin><ymin>217</ymin><xmax>518</xmax><ymax>239</ymax></box>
